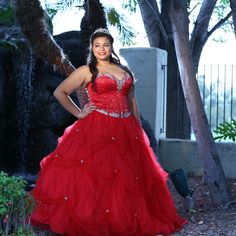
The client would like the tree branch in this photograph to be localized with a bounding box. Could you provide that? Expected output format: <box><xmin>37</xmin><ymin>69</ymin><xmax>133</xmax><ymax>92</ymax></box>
<box><xmin>140</xmin><ymin>0</ymin><xmax>169</xmax><ymax>43</ymax></box>
<box><xmin>188</xmin><ymin>2</ymin><xmax>200</xmax><ymax>16</ymax></box>
<box><xmin>207</xmin><ymin>10</ymin><xmax>232</xmax><ymax>38</ymax></box>
<box><xmin>190</xmin><ymin>0</ymin><xmax>217</xmax><ymax>48</ymax></box>
<box><xmin>230</xmin><ymin>0</ymin><xmax>236</xmax><ymax>37</ymax></box>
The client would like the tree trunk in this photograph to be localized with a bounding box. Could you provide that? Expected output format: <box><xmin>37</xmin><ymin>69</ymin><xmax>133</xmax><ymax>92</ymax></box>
<box><xmin>137</xmin><ymin>0</ymin><xmax>162</xmax><ymax>47</ymax></box>
<box><xmin>230</xmin><ymin>0</ymin><xmax>236</xmax><ymax>36</ymax></box>
<box><xmin>79</xmin><ymin>0</ymin><xmax>107</xmax><ymax>65</ymax></box>
<box><xmin>15</xmin><ymin>0</ymin><xmax>74</xmax><ymax>75</ymax></box>
<box><xmin>168</xmin><ymin>0</ymin><xmax>231</xmax><ymax>206</ymax></box>
<box><xmin>15</xmin><ymin>0</ymin><xmax>88</xmax><ymax>107</ymax></box>
<box><xmin>162</xmin><ymin>1</ymin><xmax>191</xmax><ymax>139</ymax></box>
<box><xmin>165</xmin><ymin>42</ymin><xmax>191</xmax><ymax>139</ymax></box>
<box><xmin>138</xmin><ymin>0</ymin><xmax>191</xmax><ymax>139</ymax></box>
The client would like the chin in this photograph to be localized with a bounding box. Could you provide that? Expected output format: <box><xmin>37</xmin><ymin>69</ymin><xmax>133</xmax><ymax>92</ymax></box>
<box><xmin>98</xmin><ymin>57</ymin><xmax>110</xmax><ymax>61</ymax></box>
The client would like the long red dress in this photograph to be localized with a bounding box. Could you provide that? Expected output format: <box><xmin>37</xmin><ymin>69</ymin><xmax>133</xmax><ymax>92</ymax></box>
<box><xmin>31</xmin><ymin>73</ymin><xmax>187</xmax><ymax>236</ymax></box>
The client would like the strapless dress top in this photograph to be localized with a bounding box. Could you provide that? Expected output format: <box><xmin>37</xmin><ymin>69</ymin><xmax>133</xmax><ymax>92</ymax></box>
<box><xmin>86</xmin><ymin>72</ymin><xmax>133</xmax><ymax>118</ymax></box>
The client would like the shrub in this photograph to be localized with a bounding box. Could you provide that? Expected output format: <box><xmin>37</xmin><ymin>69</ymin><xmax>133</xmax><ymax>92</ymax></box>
<box><xmin>0</xmin><ymin>171</ymin><xmax>35</xmax><ymax>236</ymax></box>
<box><xmin>214</xmin><ymin>119</ymin><xmax>236</xmax><ymax>142</ymax></box>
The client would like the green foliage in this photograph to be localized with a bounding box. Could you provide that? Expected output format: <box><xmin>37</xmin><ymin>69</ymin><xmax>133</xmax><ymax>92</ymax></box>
<box><xmin>215</xmin><ymin>5</ymin><xmax>230</xmax><ymax>19</ymax></box>
<box><xmin>214</xmin><ymin>119</ymin><xmax>236</xmax><ymax>142</ymax></box>
<box><xmin>220</xmin><ymin>0</ymin><xmax>230</xmax><ymax>7</ymax></box>
<box><xmin>0</xmin><ymin>171</ymin><xmax>35</xmax><ymax>236</ymax></box>
<box><xmin>0</xmin><ymin>7</ymin><xmax>14</xmax><ymax>25</ymax></box>
<box><xmin>44</xmin><ymin>0</ymin><xmax>83</xmax><ymax>12</ymax></box>
<box><xmin>107</xmin><ymin>7</ymin><xmax>136</xmax><ymax>46</ymax></box>
<box><xmin>108</xmin><ymin>8</ymin><xmax>120</xmax><ymax>26</ymax></box>
<box><xmin>45</xmin><ymin>7</ymin><xmax>58</xmax><ymax>20</ymax></box>
<box><xmin>122</xmin><ymin>0</ymin><xmax>138</xmax><ymax>13</ymax></box>
<box><xmin>214</xmin><ymin>0</ymin><xmax>232</xmax><ymax>34</ymax></box>
<box><xmin>44</xmin><ymin>0</ymin><xmax>136</xmax><ymax>46</ymax></box>
<box><xmin>0</xmin><ymin>39</ymin><xmax>18</xmax><ymax>52</ymax></box>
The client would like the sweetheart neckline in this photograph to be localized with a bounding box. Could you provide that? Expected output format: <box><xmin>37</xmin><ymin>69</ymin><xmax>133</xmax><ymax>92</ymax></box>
<box><xmin>97</xmin><ymin>72</ymin><xmax>130</xmax><ymax>81</ymax></box>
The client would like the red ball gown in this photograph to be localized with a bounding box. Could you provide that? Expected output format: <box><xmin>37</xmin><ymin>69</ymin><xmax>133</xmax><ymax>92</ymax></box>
<box><xmin>31</xmin><ymin>72</ymin><xmax>187</xmax><ymax>236</ymax></box>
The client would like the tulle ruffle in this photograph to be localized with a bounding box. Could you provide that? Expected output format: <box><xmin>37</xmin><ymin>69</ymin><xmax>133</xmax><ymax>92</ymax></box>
<box><xmin>31</xmin><ymin>111</ymin><xmax>186</xmax><ymax>236</ymax></box>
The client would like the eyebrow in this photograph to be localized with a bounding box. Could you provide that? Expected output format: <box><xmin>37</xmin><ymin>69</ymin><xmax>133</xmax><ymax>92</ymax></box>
<box><xmin>94</xmin><ymin>42</ymin><xmax>110</xmax><ymax>45</ymax></box>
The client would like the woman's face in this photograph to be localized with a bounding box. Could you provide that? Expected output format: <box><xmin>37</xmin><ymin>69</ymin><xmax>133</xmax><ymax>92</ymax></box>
<box><xmin>92</xmin><ymin>36</ymin><xmax>112</xmax><ymax>62</ymax></box>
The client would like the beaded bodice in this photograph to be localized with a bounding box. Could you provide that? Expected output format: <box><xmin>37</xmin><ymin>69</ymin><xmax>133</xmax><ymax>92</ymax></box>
<box><xmin>86</xmin><ymin>73</ymin><xmax>133</xmax><ymax>118</ymax></box>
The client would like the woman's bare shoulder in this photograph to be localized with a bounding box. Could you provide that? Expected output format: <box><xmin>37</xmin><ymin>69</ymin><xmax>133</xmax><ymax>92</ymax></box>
<box><xmin>73</xmin><ymin>65</ymin><xmax>91</xmax><ymax>80</ymax></box>
<box><xmin>75</xmin><ymin>65</ymin><xmax>90</xmax><ymax>74</ymax></box>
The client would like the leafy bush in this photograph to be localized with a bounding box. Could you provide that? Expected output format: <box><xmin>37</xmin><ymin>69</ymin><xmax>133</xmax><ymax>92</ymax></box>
<box><xmin>0</xmin><ymin>7</ymin><xmax>15</xmax><ymax>25</ymax></box>
<box><xmin>214</xmin><ymin>119</ymin><xmax>236</xmax><ymax>142</ymax></box>
<box><xmin>0</xmin><ymin>171</ymin><xmax>35</xmax><ymax>236</ymax></box>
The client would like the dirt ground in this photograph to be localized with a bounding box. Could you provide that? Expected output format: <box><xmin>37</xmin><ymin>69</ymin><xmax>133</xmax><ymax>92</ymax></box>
<box><xmin>34</xmin><ymin>175</ymin><xmax>236</xmax><ymax>236</ymax></box>
<box><xmin>171</xmin><ymin>176</ymin><xmax>236</xmax><ymax>236</ymax></box>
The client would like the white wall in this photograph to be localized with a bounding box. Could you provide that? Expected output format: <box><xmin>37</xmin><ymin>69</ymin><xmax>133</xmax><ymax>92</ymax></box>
<box><xmin>120</xmin><ymin>47</ymin><xmax>167</xmax><ymax>139</ymax></box>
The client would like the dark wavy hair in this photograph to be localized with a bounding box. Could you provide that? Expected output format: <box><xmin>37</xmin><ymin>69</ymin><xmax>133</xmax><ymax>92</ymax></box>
<box><xmin>87</xmin><ymin>28</ymin><xmax>133</xmax><ymax>89</ymax></box>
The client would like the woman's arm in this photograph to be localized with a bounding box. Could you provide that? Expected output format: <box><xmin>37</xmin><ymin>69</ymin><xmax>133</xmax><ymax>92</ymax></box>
<box><xmin>53</xmin><ymin>65</ymin><xmax>95</xmax><ymax>119</ymax></box>
<box><xmin>127</xmin><ymin>86</ymin><xmax>141</xmax><ymax>125</ymax></box>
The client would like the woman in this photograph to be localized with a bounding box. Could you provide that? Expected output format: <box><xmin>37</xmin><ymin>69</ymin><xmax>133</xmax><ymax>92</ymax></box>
<box><xmin>31</xmin><ymin>28</ymin><xmax>187</xmax><ymax>236</ymax></box>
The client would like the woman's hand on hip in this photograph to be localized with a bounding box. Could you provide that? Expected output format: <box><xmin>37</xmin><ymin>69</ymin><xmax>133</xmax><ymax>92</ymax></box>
<box><xmin>77</xmin><ymin>103</ymin><xmax>96</xmax><ymax>119</ymax></box>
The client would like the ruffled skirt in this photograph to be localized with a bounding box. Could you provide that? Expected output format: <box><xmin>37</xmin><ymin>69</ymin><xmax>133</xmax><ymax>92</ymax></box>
<box><xmin>31</xmin><ymin>111</ymin><xmax>186</xmax><ymax>235</ymax></box>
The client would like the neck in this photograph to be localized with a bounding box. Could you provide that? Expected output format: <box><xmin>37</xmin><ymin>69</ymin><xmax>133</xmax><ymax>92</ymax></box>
<box><xmin>97</xmin><ymin>59</ymin><xmax>112</xmax><ymax>67</ymax></box>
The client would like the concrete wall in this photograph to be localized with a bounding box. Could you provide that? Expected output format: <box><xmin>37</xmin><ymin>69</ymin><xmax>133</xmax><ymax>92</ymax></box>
<box><xmin>119</xmin><ymin>47</ymin><xmax>167</xmax><ymax>139</ymax></box>
<box><xmin>158</xmin><ymin>138</ymin><xmax>236</xmax><ymax>178</ymax></box>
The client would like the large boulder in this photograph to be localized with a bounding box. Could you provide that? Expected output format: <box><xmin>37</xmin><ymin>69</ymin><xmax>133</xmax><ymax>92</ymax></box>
<box><xmin>0</xmin><ymin>30</ymin><xmax>85</xmax><ymax>174</ymax></box>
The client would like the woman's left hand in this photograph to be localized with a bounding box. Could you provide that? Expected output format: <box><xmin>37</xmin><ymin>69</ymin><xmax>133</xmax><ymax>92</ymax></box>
<box><xmin>77</xmin><ymin>103</ymin><xmax>96</xmax><ymax>119</ymax></box>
